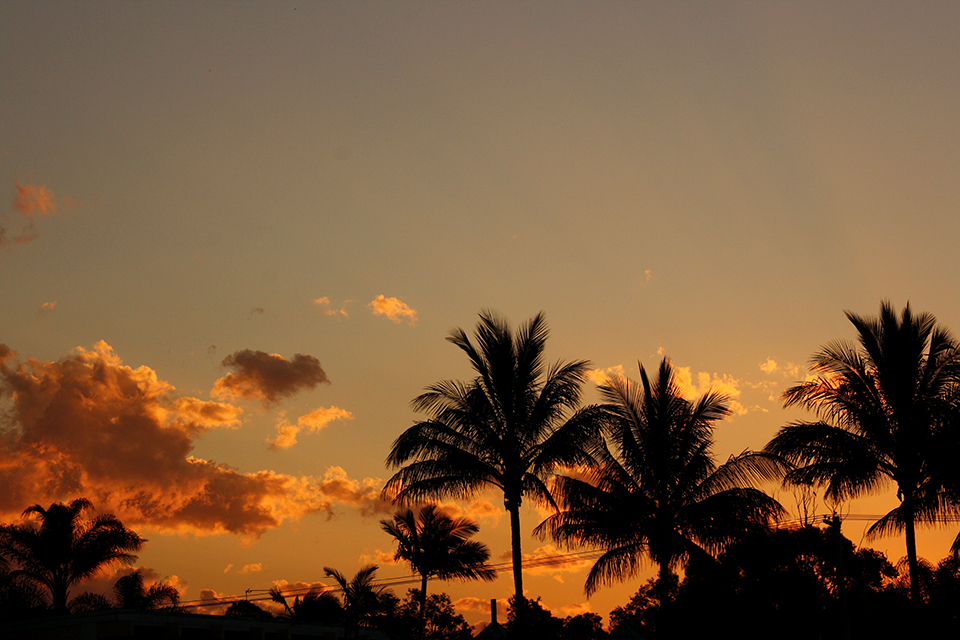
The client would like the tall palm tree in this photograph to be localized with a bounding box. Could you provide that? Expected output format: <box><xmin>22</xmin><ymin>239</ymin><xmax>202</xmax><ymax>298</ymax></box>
<box><xmin>381</xmin><ymin>504</ymin><xmax>496</xmax><ymax>626</ymax></box>
<box><xmin>384</xmin><ymin>311</ymin><xmax>605</xmax><ymax>607</ymax></box>
<box><xmin>537</xmin><ymin>359</ymin><xmax>785</xmax><ymax>606</ymax></box>
<box><xmin>0</xmin><ymin>498</ymin><xmax>144</xmax><ymax>613</ymax></box>
<box><xmin>764</xmin><ymin>301</ymin><xmax>960</xmax><ymax>605</ymax></box>
<box><xmin>323</xmin><ymin>564</ymin><xmax>391</xmax><ymax>638</ymax></box>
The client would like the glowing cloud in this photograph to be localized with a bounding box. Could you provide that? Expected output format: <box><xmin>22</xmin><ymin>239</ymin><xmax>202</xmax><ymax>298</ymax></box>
<box><xmin>585</xmin><ymin>365</ymin><xmax>625</xmax><ymax>386</ymax></box>
<box><xmin>37</xmin><ymin>301</ymin><xmax>57</xmax><ymax>316</ymax></box>
<box><xmin>313</xmin><ymin>296</ymin><xmax>349</xmax><ymax>317</ymax></box>
<box><xmin>238</xmin><ymin>563</ymin><xmax>262</xmax><ymax>574</ymax></box>
<box><xmin>500</xmin><ymin>545</ymin><xmax>594</xmax><ymax>583</ymax></box>
<box><xmin>0</xmin><ymin>343</ymin><xmax>387</xmax><ymax>537</ymax></box>
<box><xmin>368</xmin><ymin>295</ymin><xmax>418</xmax><ymax>325</ymax></box>
<box><xmin>318</xmin><ymin>466</ymin><xmax>393</xmax><ymax>517</ymax></box>
<box><xmin>358</xmin><ymin>549</ymin><xmax>401</xmax><ymax>566</ymax></box>
<box><xmin>269</xmin><ymin>406</ymin><xmax>354</xmax><ymax>449</ymax></box>
<box><xmin>213</xmin><ymin>350</ymin><xmax>329</xmax><ymax>405</ymax></box>
<box><xmin>759</xmin><ymin>358</ymin><xmax>778</xmax><ymax>374</ymax></box>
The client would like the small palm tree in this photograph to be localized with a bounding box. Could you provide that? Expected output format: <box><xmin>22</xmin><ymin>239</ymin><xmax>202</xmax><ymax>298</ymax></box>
<box><xmin>270</xmin><ymin>585</ymin><xmax>343</xmax><ymax>623</ymax></box>
<box><xmin>764</xmin><ymin>301</ymin><xmax>960</xmax><ymax>605</ymax></box>
<box><xmin>323</xmin><ymin>564</ymin><xmax>392</xmax><ymax>638</ymax></box>
<box><xmin>537</xmin><ymin>359</ymin><xmax>785</xmax><ymax>606</ymax></box>
<box><xmin>385</xmin><ymin>311</ymin><xmax>605</xmax><ymax>607</ymax></box>
<box><xmin>0</xmin><ymin>498</ymin><xmax>144</xmax><ymax>613</ymax></box>
<box><xmin>114</xmin><ymin>569</ymin><xmax>179</xmax><ymax>610</ymax></box>
<box><xmin>381</xmin><ymin>504</ymin><xmax>496</xmax><ymax>626</ymax></box>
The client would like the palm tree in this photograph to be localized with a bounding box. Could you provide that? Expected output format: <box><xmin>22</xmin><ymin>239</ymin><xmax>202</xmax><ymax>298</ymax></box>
<box><xmin>323</xmin><ymin>564</ymin><xmax>392</xmax><ymax>638</ymax></box>
<box><xmin>764</xmin><ymin>301</ymin><xmax>960</xmax><ymax>605</ymax></box>
<box><xmin>385</xmin><ymin>311</ymin><xmax>604</xmax><ymax>608</ymax></box>
<box><xmin>380</xmin><ymin>504</ymin><xmax>496</xmax><ymax>626</ymax></box>
<box><xmin>113</xmin><ymin>569</ymin><xmax>179</xmax><ymax>610</ymax></box>
<box><xmin>0</xmin><ymin>498</ymin><xmax>144</xmax><ymax>613</ymax></box>
<box><xmin>536</xmin><ymin>359</ymin><xmax>785</xmax><ymax>607</ymax></box>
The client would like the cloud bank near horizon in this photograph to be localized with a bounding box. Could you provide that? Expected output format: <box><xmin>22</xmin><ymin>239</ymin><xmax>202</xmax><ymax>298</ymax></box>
<box><xmin>0</xmin><ymin>342</ymin><xmax>384</xmax><ymax>537</ymax></box>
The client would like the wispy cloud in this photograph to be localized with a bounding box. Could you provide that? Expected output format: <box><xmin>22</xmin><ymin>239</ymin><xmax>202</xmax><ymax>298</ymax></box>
<box><xmin>269</xmin><ymin>406</ymin><xmax>353</xmax><ymax>449</ymax></box>
<box><xmin>37</xmin><ymin>301</ymin><xmax>57</xmax><ymax>316</ymax></box>
<box><xmin>313</xmin><ymin>296</ymin><xmax>349</xmax><ymax>317</ymax></box>
<box><xmin>213</xmin><ymin>350</ymin><xmax>329</xmax><ymax>406</ymax></box>
<box><xmin>2</xmin><ymin>180</ymin><xmax>59</xmax><ymax>246</ymax></box>
<box><xmin>368</xmin><ymin>295</ymin><xmax>417</xmax><ymax>325</ymax></box>
<box><xmin>238</xmin><ymin>563</ymin><xmax>262</xmax><ymax>574</ymax></box>
<box><xmin>759</xmin><ymin>357</ymin><xmax>778</xmax><ymax>374</ymax></box>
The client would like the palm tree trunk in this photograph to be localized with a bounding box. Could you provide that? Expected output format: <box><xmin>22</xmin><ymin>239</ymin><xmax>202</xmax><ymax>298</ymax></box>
<box><xmin>418</xmin><ymin>573</ymin><xmax>429</xmax><ymax>636</ymax></box>
<box><xmin>507</xmin><ymin>499</ymin><xmax>525</xmax><ymax>617</ymax></box>
<box><xmin>903</xmin><ymin>498</ymin><xmax>921</xmax><ymax>606</ymax></box>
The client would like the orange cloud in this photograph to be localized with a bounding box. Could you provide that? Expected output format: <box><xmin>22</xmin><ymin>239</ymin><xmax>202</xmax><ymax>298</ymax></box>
<box><xmin>368</xmin><ymin>295</ymin><xmax>418</xmax><ymax>325</ymax></box>
<box><xmin>318</xmin><ymin>466</ymin><xmax>393</xmax><ymax>517</ymax></box>
<box><xmin>212</xmin><ymin>350</ymin><xmax>329</xmax><ymax>405</ymax></box>
<box><xmin>759</xmin><ymin>358</ymin><xmax>778</xmax><ymax>374</ymax></box>
<box><xmin>359</xmin><ymin>549</ymin><xmax>401</xmax><ymax>566</ymax></box>
<box><xmin>3</xmin><ymin>180</ymin><xmax>60</xmax><ymax>246</ymax></box>
<box><xmin>37</xmin><ymin>301</ymin><xmax>57</xmax><ymax>316</ymax></box>
<box><xmin>238</xmin><ymin>563</ymin><xmax>262</xmax><ymax>574</ymax></box>
<box><xmin>0</xmin><ymin>343</ymin><xmax>386</xmax><ymax>537</ymax></box>
<box><xmin>499</xmin><ymin>545</ymin><xmax>594</xmax><ymax>583</ymax></box>
<box><xmin>585</xmin><ymin>365</ymin><xmax>625</xmax><ymax>386</ymax></box>
<box><xmin>269</xmin><ymin>406</ymin><xmax>353</xmax><ymax>449</ymax></box>
<box><xmin>313</xmin><ymin>297</ymin><xmax>349</xmax><ymax>317</ymax></box>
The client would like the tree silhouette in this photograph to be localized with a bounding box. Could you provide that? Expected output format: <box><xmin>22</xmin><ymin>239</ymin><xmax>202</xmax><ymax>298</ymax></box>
<box><xmin>270</xmin><ymin>585</ymin><xmax>343</xmax><ymax>623</ymax></box>
<box><xmin>323</xmin><ymin>564</ymin><xmax>392</xmax><ymax>638</ymax></box>
<box><xmin>537</xmin><ymin>359</ymin><xmax>784</xmax><ymax>608</ymax></box>
<box><xmin>113</xmin><ymin>569</ymin><xmax>179</xmax><ymax>610</ymax></box>
<box><xmin>0</xmin><ymin>499</ymin><xmax>144</xmax><ymax>614</ymax></box>
<box><xmin>380</xmin><ymin>504</ymin><xmax>495</xmax><ymax>627</ymax></box>
<box><xmin>385</xmin><ymin>311</ymin><xmax>604</xmax><ymax>610</ymax></box>
<box><xmin>764</xmin><ymin>301</ymin><xmax>960</xmax><ymax>605</ymax></box>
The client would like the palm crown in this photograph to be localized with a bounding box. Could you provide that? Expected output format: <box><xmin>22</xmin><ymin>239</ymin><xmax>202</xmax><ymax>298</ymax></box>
<box><xmin>385</xmin><ymin>311</ymin><xmax>605</xmax><ymax>604</ymax></box>
<box><xmin>538</xmin><ymin>359</ymin><xmax>785</xmax><ymax>598</ymax></box>
<box><xmin>764</xmin><ymin>301</ymin><xmax>960</xmax><ymax>605</ymax></box>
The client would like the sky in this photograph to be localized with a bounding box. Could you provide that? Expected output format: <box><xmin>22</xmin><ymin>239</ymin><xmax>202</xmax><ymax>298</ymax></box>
<box><xmin>1</xmin><ymin>0</ymin><xmax>959</xmax><ymax>628</ymax></box>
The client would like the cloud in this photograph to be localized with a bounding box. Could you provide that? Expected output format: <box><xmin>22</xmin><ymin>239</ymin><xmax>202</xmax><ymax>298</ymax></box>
<box><xmin>585</xmin><ymin>365</ymin><xmax>625</xmax><ymax>386</ymax></box>
<box><xmin>313</xmin><ymin>297</ymin><xmax>349</xmax><ymax>317</ymax></box>
<box><xmin>759</xmin><ymin>358</ymin><xmax>778</xmax><ymax>374</ymax></box>
<box><xmin>318</xmin><ymin>467</ymin><xmax>393</xmax><ymax>517</ymax></box>
<box><xmin>358</xmin><ymin>549</ymin><xmax>400</xmax><ymax>566</ymax></box>
<box><xmin>429</xmin><ymin>498</ymin><xmax>504</xmax><ymax>526</ymax></box>
<box><xmin>498</xmin><ymin>545</ymin><xmax>594</xmax><ymax>583</ymax></box>
<box><xmin>368</xmin><ymin>295</ymin><xmax>417</xmax><ymax>325</ymax></box>
<box><xmin>250</xmin><ymin>307</ymin><xmax>265</xmax><ymax>315</ymax></box>
<box><xmin>238</xmin><ymin>563</ymin><xmax>262</xmax><ymax>574</ymax></box>
<box><xmin>2</xmin><ymin>180</ymin><xmax>59</xmax><ymax>246</ymax></box>
<box><xmin>0</xmin><ymin>343</ymin><xmax>389</xmax><ymax>537</ymax></box>
<box><xmin>269</xmin><ymin>406</ymin><xmax>353</xmax><ymax>449</ymax></box>
<box><xmin>37</xmin><ymin>301</ymin><xmax>57</xmax><ymax>316</ymax></box>
<box><xmin>223</xmin><ymin>565</ymin><xmax>233</xmax><ymax>574</ymax></box>
<box><xmin>453</xmin><ymin>596</ymin><xmax>507</xmax><ymax>616</ymax></box>
<box><xmin>212</xmin><ymin>350</ymin><xmax>329</xmax><ymax>405</ymax></box>
<box><xmin>643</xmin><ymin>269</ymin><xmax>653</xmax><ymax>282</ymax></box>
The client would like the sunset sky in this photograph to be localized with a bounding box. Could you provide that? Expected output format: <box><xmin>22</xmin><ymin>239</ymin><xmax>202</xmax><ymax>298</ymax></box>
<box><xmin>2</xmin><ymin>0</ymin><xmax>959</xmax><ymax>628</ymax></box>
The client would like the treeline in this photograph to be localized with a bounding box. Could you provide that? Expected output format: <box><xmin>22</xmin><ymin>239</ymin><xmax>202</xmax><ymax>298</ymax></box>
<box><xmin>3</xmin><ymin>301</ymin><xmax>960</xmax><ymax>638</ymax></box>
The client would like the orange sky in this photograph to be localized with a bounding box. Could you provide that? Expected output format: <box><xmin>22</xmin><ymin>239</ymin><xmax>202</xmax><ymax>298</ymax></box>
<box><xmin>1</xmin><ymin>0</ymin><xmax>959</xmax><ymax>628</ymax></box>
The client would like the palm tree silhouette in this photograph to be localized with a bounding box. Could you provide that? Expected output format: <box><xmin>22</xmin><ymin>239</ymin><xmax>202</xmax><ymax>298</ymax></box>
<box><xmin>113</xmin><ymin>569</ymin><xmax>179</xmax><ymax>610</ymax></box>
<box><xmin>385</xmin><ymin>311</ymin><xmax>604</xmax><ymax>608</ymax></box>
<box><xmin>323</xmin><ymin>564</ymin><xmax>391</xmax><ymax>638</ymax></box>
<box><xmin>0</xmin><ymin>498</ymin><xmax>144</xmax><ymax>614</ymax></box>
<box><xmin>381</xmin><ymin>504</ymin><xmax>496</xmax><ymax>627</ymax></box>
<box><xmin>764</xmin><ymin>301</ymin><xmax>960</xmax><ymax>605</ymax></box>
<box><xmin>537</xmin><ymin>359</ymin><xmax>784</xmax><ymax>607</ymax></box>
